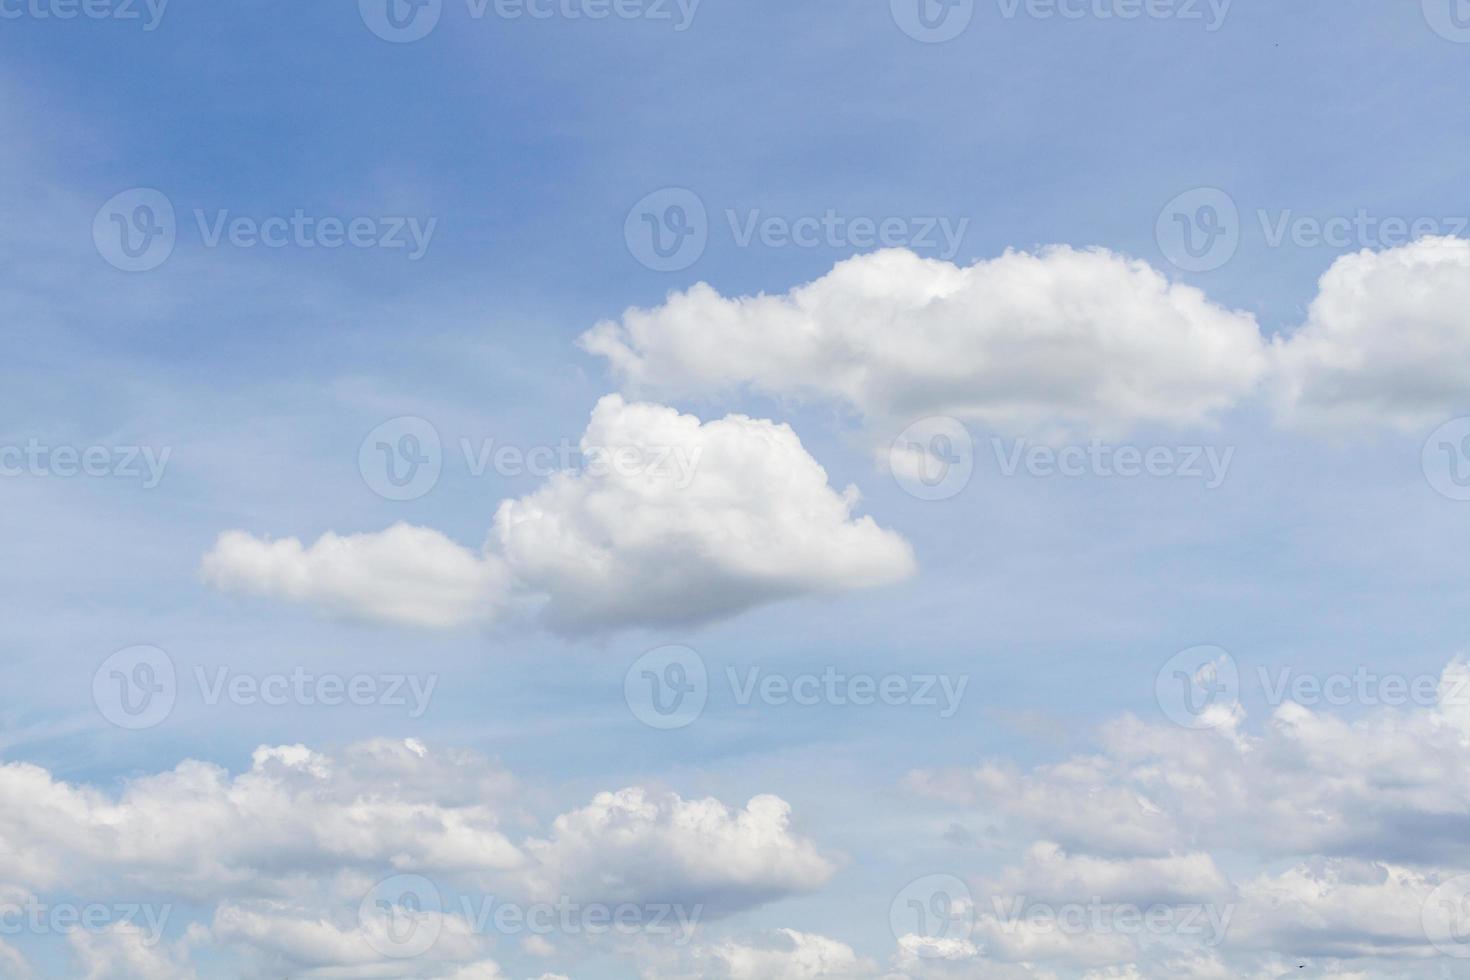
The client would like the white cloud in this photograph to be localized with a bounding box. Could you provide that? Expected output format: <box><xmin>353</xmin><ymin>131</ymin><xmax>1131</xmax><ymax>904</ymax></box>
<box><xmin>0</xmin><ymin>740</ymin><xmax>833</xmax><ymax>978</ymax></box>
<box><xmin>69</xmin><ymin>924</ymin><xmax>198</xmax><ymax>980</ymax></box>
<box><xmin>200</xmin><ymin>524</ymin><xmax>510</xmax><ymax>629</ymax></box>
<box><xmin>202</xmin><ymin>395</ymin><xmax>915</xmax><ymax>633</ymax></box>
<box><xmin>522</xmin><ymin>788</ymin><xmax>837</xmax><ymax>916</ymax></box>
<box><xmin>644</xmin><ymin>929</ymin><xmax>879</xmax><ymax>980</ymax></box>
<box><xmin>983</xmin><ymin>842</ymin><xmax>1230</xmax><ymax>906</ymax></box>
<box><xmin>581</xmin><ymin>247</ymin><xmax>1268</xmax><ymax>439</ymax></box>
<box><xmin>902</xmin><ymin>659</ymin><xmax>1470</xmax><ymax>976</ymax></box>
<box><xmin>1270</xmin><ymin>237</ymin><xmax>1470</xmax><ymax>433</ymax></box>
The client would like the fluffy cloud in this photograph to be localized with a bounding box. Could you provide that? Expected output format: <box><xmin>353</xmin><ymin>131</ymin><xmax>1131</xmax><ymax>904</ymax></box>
<box><xmin>1270</xmin><ymin>237</ymin><xmax>1470</xmax><ymax>432</ymax></box>
<box><xmin>901</xmin><ymin>659</ymin><xmax>1470</xmax><ymax>977</ymax></box>
<box><xmin>581</xmin><ymin>247</ymin><xmax>1268</xmax><ymax>439</ymax></box>
<box><xmin>202</xmin><ymin>395</ymin><xmax>914</xmax><ymax>633</ymax></box>
<box><xmin>522</xmin><ymin>789</ymin><xmax>837</xmax><ymax>916</ymax></box>
<box><xmin>0</xmin><ymin>739</ymin><xmax>524</xmax><ymax>898</ymax></box>
<box><xmin>200</xmin><ymin>524</ymin><xmax>510</xmax><ymax>629</ymax></box>
<box><xmin>585</xmin><ymin>240</ymin><xmax>1470</xmax><ymax>442</ymax></box>
<box><xmin>0</xmin><ymin>740</ymin><xmax>833</xmax><ymax>978</ymax></box>
<box><xmin>643</xmin><ymin>929</ymin><xmax>880</xmax><ymax>980</ymax></box>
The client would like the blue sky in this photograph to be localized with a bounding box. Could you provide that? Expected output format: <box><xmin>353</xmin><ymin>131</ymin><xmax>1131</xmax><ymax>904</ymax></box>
<box><xmin>3</xmin><ymin>2</ymin><xmax>1470</xmax><ymax>978</ymax></box>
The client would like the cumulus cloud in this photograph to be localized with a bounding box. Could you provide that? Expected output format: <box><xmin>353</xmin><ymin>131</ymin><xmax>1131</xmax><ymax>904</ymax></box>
<box><xmin>1270</xmin><ymin>237</ymin><xmax>1470</xmax><ymax>433</ymax></box>
<box><xmin>202</xmin><ymin>395</ymin><xmax>914</xmax><ymax>633</ymax></box>
<box><xmin>585</xmin><ymin>240</ymin><xmax>1470</xmax><ymax>442</ymax></box>
<box><xmin>642</xmin><ymin>929</ymin><xmax>879</xmax><ymax>980</ymax></box>
<box><xmin>581</xmin><ymin>247</ymin><xmax>1268</xmax><ymax>439</ymax></box>
<box><xmin>522</xmin><ymin>789</ymin><xmax>837</xmax><ymax>916</ymax></box>
<box><xmin>900</xmin><ymin>659</ymin><xmax>1470</xmax><ymax>977</ymax></box>
<box><xmin>200</xmin><ymin>524</ymin><xmax>510</xmax><ymax>629</ymax></box>
<box><xmin>0</xmin><ymin>740</ymin><xmax>833</xmax><ymax>978</ymax></box>
<box><xmin>69</xmin><ymin>923</ymin><xmax>199</xmax><ymax>980</ymax></box>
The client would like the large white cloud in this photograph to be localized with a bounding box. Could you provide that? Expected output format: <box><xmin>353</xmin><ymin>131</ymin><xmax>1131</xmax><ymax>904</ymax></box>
<box><xmin>0</xmin><ymin>739</ymin><xmax>834</xmax><ymax>978</ymax></box>
<box><xmin>202</xmin><ymin>395</ymin><xmax>915</xmax><ymax>633</ymax></box>
<box><xmin>900</xmin><ymin>659</ymin><xmax>1470</xmax><ymax>977</ymax></box>
<box><xmin>581</xmin><ymin>247</ymin><xmax>1268</xmax><ymax>439</ymax></box>
<box><xmin>522</xmin><ymin>789</ymin><xmax>837</xmax><ymax>916</ymax></box>
<box><xmin>1270</xmin><ymin>237</ymin><xmax>1470</xmax><ymax>433</ymax></box>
